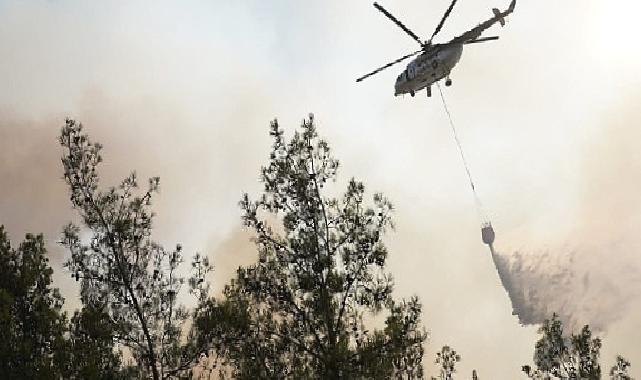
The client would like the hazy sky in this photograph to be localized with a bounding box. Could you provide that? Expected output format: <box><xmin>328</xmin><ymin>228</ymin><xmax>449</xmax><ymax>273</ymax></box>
<box><xmin>1</xmin><ymin>0</ymin><xmax>641</xmax><ymax>378</ymax></box>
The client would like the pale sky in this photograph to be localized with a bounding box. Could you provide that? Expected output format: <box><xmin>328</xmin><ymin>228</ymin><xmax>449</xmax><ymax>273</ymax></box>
<box><xmin>1</xmin><ymin>0</ymin><xmax>641</xmax><ymax>378</ymax></box>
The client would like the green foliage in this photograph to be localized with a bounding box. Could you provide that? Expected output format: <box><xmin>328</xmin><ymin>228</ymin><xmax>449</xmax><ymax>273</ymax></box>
<box><xmin>522</xmin><ymin>314</ymin><xmax>601</xmax><ymax>379</ymax></box>
<box><xmin>59</xmin><ymin>119</ymin><xmax>212</xmax><ymax>379</ymax></box>
<box><xmin>0</xmin><ymin>227</ymin><xmax>67</xmax><ymax>379</ymax></box>
<box><xmin>195</xmin><ymin>115</ymin><xmax>426</xmax><ymax>378</ymax></box>
<box><xmin>62</xmin><ymin>304</ymin><xmax>135</xmax><ymax>379</ymax></box>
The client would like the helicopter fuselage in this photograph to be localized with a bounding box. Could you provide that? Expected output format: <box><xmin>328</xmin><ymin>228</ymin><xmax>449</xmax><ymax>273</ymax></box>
<box><xmin>394</xmin><ymin>43</ymin><xmax>463</xmax><ymax>96</ymax></box>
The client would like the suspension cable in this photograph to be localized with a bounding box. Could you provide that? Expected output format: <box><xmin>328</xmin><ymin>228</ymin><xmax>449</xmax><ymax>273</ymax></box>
<box><xmin>436</xmin><ymin>82</ymin><xmax>488</xmax><ymax>223</ymax></box>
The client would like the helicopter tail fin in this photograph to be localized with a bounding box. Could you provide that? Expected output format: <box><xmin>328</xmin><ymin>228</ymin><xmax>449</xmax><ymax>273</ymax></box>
<box><xmin>492</xmin><ymin>8</ymin><xmax>506</xmax><ymax>26</ymax></box>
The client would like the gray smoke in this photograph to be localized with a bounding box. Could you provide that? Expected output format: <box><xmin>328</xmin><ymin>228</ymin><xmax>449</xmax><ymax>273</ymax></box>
<box><xmin>491</xmin><ymin>243</ymin><xmax>641</xmax><ymax>333</ymax></box>
<box><xmin>485</xmin><ymin>90</ymin><xmax>641</xmax><ymax>335</ymax></box>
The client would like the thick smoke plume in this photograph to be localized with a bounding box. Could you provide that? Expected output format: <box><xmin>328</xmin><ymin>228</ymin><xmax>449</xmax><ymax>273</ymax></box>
<box><xmin>491</xmin><ymin>246</ymin><xmax>641</xmax><ymax>333</ymax></box>
<box><xmin>488</xmin><ymin>93</ymin><xmax>641</xmax><ymax>334</ymax></box>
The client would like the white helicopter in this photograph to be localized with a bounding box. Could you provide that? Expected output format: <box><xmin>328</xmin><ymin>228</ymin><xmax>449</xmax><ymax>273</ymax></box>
<box><xmin>356</xmin><ymin>0</ymin><xmax>517</xmax><ymax>97</ymax></box>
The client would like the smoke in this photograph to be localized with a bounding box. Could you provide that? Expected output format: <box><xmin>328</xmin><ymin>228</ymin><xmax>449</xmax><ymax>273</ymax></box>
<box><xmin>491</xmin><ymin>245</ymin><xmax>641</xmax><ymax>333</ymax></box>
<box><xmin>207</xmin><ymin>226</ymin><xmax>256</xmax><ymax>297</ymax></box>
<box><xmin>0</xmin><ymin>111</ymin><xmax>72</xmax><ymax>238</ymax></box>
<box><xmin>3</xmin><ymin>1</ymin><xmax>641</xmax><ymax>377</ymax></box>
<box><xmin>0</xmin><ymin>85</ymin><xmax>274</xmax><ymax>311</ymax></box>
<box><xmin>489</xmin><ymin>93</ymin><xmax>641</xmax><ymax>334</ymax></box>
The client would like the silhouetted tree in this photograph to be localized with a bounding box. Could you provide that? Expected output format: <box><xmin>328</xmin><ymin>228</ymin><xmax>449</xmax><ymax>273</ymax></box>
<box><xmin>609</xmin><ymin>355</ymin><xmax>633</xmax><ymax>380</ymax></box>
<box><xmin>195</xmin><ymin>115</ymin><xmax>426</xmax><ymax>378</ymax></box>
<box><xmin>59</xmin><ymin>119</ymin><xmax>212</xmax><ymax>379</ymax></box>
<box><xmin>431</xmin><ymin>345</ymin><xmax>461</xmax><ymax>380</ymax></box>
<box><xmin>522</xmin><ymin>314</ymin><xmax>601</xmax><ymax>379</ymax></box>
<box><xmin>0</xmin><ymin>227</ymin><xmax>67</xmax><ymax>379</ymax></box>
<box><xmin>60</xmin><ymin>304</ymin><xmax>136</xmax><ymax>379</ymax></box>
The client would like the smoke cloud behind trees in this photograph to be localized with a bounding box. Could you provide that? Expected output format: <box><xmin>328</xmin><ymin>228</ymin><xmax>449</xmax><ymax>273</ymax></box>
<box><xmin>2</xmin><ymin>0</ymin><xmax>641</xmax><ymax>377</ymax></box>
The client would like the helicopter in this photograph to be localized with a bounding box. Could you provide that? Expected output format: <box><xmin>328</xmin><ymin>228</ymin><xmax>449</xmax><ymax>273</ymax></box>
<box><xmin>356</xmin><ymin>0</ymin><xmax>517</xmax><ymax>97</ymax></box>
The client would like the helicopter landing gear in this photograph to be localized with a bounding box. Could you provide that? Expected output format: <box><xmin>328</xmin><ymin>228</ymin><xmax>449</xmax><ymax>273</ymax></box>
<box><xmin>410</xmin><ymin>90</ymin><xmax>415</xmax><ymax>97</ymax></box>
<box><xmin>426</xmin><ymin>86</ymin><xmax>432</xmax><ymax>97</ymax></box>
<box><xmin>445</xmin><ymin>77</ymin><xmax>452</xmax><ymax>87</ymax></box>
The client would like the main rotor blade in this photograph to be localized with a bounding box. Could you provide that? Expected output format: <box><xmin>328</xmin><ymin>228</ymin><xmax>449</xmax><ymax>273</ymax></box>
<box><xmin>356</xmin><ymin>50</ymin><xmax>422</xmax><ymax>83</ymax></box>
<box><xmin>373</xmin><ymin>2</ymin><xmax>424</xmax><ymax>46</ymax></box>
<box><xmin>464</xmin><ymin>36</ymin><xmax>500</xmax><ymax>44</ymax></box>
<box><xmin>448</xmin><ymin>0</ymin><xmax>517</xmax><ymax>45</ymax></box>
<box><xmin>429</xmin><ymin>0</ymin><xmax>459</xmax><ymax>43</ymax></box>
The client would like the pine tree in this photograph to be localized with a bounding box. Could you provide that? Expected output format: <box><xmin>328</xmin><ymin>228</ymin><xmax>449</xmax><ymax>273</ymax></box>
<box><xmin>431</xmin><ymin>346</ymin><xmax>461</xmax><ymax>380</ymax></box>
<box><xmin>609</xmin><ymin>355</ymin><xmax>633</xmax><ymax>380</ymax></box>
<box><xmin>63</xmin><ymin>304</ymin><xmax>135</xmax><ymax>379</ymax></box>
<box><xmin>195</xmin><ymin>115</ymin><xmax>426</xmax><ymax>378</ymax></box>
<box><xmin>522</xmin><ymin>314</ymin><xmax>601</xmax><ymax>379</ymax></box>
<box><xmin>59</xmin><ymin>119</ymin><xmax>212</xmax><ymax>379</ymax></box>
<box><xmin>0</xmin><ymin>227</ymin><xmax>68</xmax><ymax>379</ymax></box>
